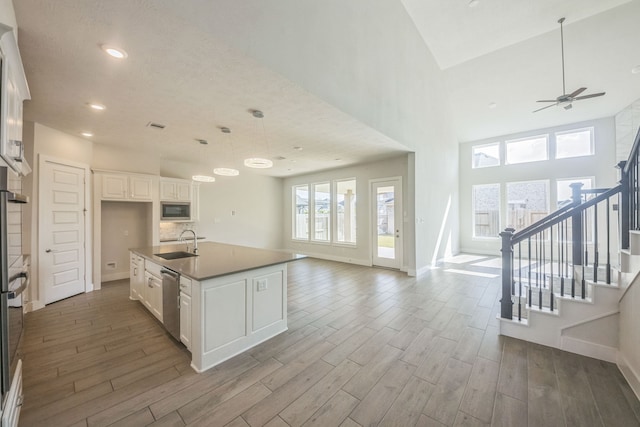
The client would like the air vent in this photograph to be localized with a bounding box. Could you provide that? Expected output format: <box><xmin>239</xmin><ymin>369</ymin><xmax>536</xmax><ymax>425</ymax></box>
<box><xmin>146</xmin><ymin>122</ymin><xmax>166</xmax><ymax>130</ymax></box>
<box><xmin>196</xmin><ymin>139</ymin><xmax>208</xmax><ymax>145</ymax></box>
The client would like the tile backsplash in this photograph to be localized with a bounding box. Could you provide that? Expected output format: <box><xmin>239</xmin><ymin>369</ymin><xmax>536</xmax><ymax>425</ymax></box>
<box><xmin>159</xmin><ymin>222</ymin><xmax>197</xmax><ymax>241</ymax></box>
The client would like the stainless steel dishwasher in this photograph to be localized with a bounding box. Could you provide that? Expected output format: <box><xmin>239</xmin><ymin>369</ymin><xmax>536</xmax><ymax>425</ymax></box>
<box><xmin>160</xmin><ymin>268</ymin><xmax>180</xmax><ymax>341</ymax></box>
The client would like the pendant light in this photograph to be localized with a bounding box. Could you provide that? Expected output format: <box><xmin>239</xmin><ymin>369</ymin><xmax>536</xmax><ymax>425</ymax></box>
<box><xmin>213</xmin><ymin>127</ymin><xmax>240</xmax><ymax>176</ymax></box>
<box><xmin>244</xmin><ymin>110</ymin><xmax>273</xmax><ymax>169</ymax></box>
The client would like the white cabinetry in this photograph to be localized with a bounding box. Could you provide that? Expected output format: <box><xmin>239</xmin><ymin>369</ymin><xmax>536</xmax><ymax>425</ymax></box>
<box><xmin>144</xmin><ymin>271</ymin><xmax>163</xmax><ymax>322</ymax></box>
<box><xmin>160</xmin><ymin>178</ymin><xmax>191</xmax><ymax>202</ymax></box>
<box><xmin>1</xmin><ymin>360</ymin><xmax>22</xmax><ymax>427</ymax></box>
<box><xmin>0</xmin><ymin>25</ymin><xmax>30</xmax><ymax>174</ymax></box>
<box><xmin>129</xmin><ymin>252</ymin><xmax>145</xmax><ymax>300</ymax></box>
<box><xmin>179</xmin><ymin>276</ymin><xmax>192</xmax><ymax>350</ymax></box>
<box><xmin>191</xmin><ymin>263</ymin><xmax>288</xmax><ymax>372</ymax></box>
<box><xmin>100</xmin><ymin>173</ymin><xmax>153</xmax><ymax>201</ymax></box>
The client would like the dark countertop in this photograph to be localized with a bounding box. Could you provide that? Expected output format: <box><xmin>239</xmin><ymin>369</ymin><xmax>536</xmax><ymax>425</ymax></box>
<box><xmin>130</xmin><ymin>241</ymin><xmax>305</xmax><ymax>281</ymax></box>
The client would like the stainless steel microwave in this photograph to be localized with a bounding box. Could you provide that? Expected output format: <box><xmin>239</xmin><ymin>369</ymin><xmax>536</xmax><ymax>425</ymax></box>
<box><xmin>161</xmin><ymin>202</ymin><xmax>191</xmax><ymax>221</ymax></box>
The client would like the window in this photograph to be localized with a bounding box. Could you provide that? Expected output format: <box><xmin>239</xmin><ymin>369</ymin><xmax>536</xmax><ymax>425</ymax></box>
<box><xmin>293</xmin><ymin>185</ymin><xmax>309</xmax><ymax>240</ymax></box>
<box><xmin>505</xmin><ymin>135</ymin><xmax>548</xmax><ymax>164</ymax></box>
<box><xmin>506</xmin><ymin>180</ymin><xmax>549</xmax><ymax>231</ymax></box>
<box><xmin>335</xmin><ymin>179</ymin><xmax>356</xmax><ymax>244</ymax></box>
<box><xmin>313</xmin><ymin>182</ymin><xmax>330</xmax><ymax>241</ymax></box>
<box><xmin>472</xmin><ymin>143</ymin><xmax>500</xmax><ymax>168</ymax></box>
<box><xmin>556</xmin><ymin>128</ymin><xmax>594</xmax><ymax>159</ymax></box>
<box><xmin>556</xmin><ymin>177</ymin><xmax>594</xmax><ymax>209</ymax></box>
<box><xmin>472</xmin><ymin>184</ymin><xmax>500</xmax><ymax>238</ymax></box>
<box><xmin>292</xmin><ymin>179</ymin><xmax>357</xmax><ymax>244</ymax></box>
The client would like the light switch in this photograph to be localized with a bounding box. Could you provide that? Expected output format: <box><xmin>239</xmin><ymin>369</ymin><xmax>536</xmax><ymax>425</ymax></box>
<box><xmin>257</xmin><ymin>279</ymin><xmax>268</xmax><ymax>291</ymax></box>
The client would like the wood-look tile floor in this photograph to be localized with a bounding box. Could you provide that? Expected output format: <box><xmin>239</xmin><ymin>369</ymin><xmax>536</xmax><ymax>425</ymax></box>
<box><xmin>19</xmin><ymin>257</ymin><xmax>640</xmax><ymax>427</ymax></box>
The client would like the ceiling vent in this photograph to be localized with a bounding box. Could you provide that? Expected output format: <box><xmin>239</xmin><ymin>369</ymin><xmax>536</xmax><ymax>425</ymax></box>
<box><xmin>146</xmin><ymin>122</ymin><xmax>166</xmax><ymax>130</ymax></box>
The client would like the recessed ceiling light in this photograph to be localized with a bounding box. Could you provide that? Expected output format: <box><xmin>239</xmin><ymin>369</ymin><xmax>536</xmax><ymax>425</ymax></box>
<box><xmin>293</xmin><ymin>146</ymin><xmax>303</xmax><ymax>151</ymax></box>
<box><xmin>101</xmin><ymin>44</ymin><xmax>128</xmax><ymax>59</ymax></box>
<box><xmin>468</xmin><ymin>0</ymin><xmax>480</xmax><ymax>7</ymax></box>
<box><xmin>81</xmin><ymin>131</ymin><xmax>93</xmax><ymax>137</ymax></box>
<box><xmin>632</xmin><ymin>65</ymin><xmax>640</xmax><ymax>74</ymax></box>
<box><xmin>87</xmin><ymin>103</ymin><xmax>106</xmax><ymax>111</ymax></box>
<box><xmin>488</xmin><ymin>102</ymin><xmax>497</xmax><ymax>109</ymax></box>
<box><xmin>192</xmin><ymin>175</ymin><xmax>216</xmax><ymax>182</ymax></box>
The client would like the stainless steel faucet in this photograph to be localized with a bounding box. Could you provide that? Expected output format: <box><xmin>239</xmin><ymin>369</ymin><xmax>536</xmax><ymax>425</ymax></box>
<box><xmin>179</xmin><ymin>229</ymin><xmax>198</xmax><ymax>253</ymax></box>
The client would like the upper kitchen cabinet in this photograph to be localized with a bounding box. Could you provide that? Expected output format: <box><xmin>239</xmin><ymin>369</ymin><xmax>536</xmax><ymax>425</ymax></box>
<box><xmin>0</xmin><ymin>25</ymin><xmax>30</xmax><ymax>175</ymax></box>
<box><xmin>96</xmin><ymin>171</ymin><xmax>155</xmax><ymax>201</ymax></box>
<box><xmin>160</xmin><ymin>178</ymin><xmax>191</xmax><ymax>202</ymax></box>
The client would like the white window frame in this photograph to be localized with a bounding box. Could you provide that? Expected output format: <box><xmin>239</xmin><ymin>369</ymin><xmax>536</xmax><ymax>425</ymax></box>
<box><xmin>505</xmin><ymin>134</ymin><xmax>549</xmax><ymax>165</ymax></box>
<box><xmin>292</xmin><ymin>184</ymin><xmax>310</xmax><ymax>241</ymax></box>
<box><xmin>554</xmin><ymin>127</ymin><xmax>595</xmax><ymax>160</ymax></box>
<box><xmin>333</xmin><ymin>178</ymin><xmax>357</xmax><ymax>246</ymax></box>
<box><xmin>505</xmin><ymin>179</ymin><xmax>550</xmax><ymax>231</ymax></box>
<box><xmin>472</xmin><ymin>142</ymin><xmax>501</xmax><ymax>169</ymax></box>
<box><xmin>311</xmin><ymin>181</ymin><xmax>331</xmax><ymax>243</ymax></box>
<box><xmin>472</xmin><ymin>183</ymin><xmax>501</xmax><ymax>240</ymax></box>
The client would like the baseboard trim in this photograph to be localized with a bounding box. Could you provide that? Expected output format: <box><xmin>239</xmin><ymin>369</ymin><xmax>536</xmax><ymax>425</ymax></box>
<box><xmin>560</xmin><ymin>336</ymin><xmax>618</xmax><ymax>363</ymax></box>
<box><xmin>292</xmin><ymin>251</ymin><xmax>371</xmax><ymax>268</ymax></box>
<box><xmin>101</xmin><ymin>271</ymin><xmax>129</xmax><ymax>283</ymax></box>
<box><xmin>618</xmin><ymin>353</ymin><xmax>640</xmax><ymax>402</ymax></box>
<box><xmin>25</xmin><ymin>300</ymin><xmax>45</xmax><ymax>313</ymax></box>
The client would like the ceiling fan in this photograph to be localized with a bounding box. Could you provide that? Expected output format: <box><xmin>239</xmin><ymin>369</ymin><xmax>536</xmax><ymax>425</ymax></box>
<box><xmin>533</xmin><ymin>17</ymin><xmax>605</xmax><ymax>113</ymax></box>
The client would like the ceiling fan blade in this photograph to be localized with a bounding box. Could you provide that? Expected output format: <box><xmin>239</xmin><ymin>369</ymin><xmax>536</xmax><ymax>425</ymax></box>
<box><xmin>574</xmin><ymin>92</ymin><xmax>606</xmax><ymax>100</ymax></box>
<box><xmin>536</xmin><ymin>100</ymin><xmax>558</xmax><ymax>103</ymax></box>
<box><xmin>568</xmin><ymin>87</ymin><xmax>587</xmax><ymax>98</ymax></box>
<box><xmin>533</xmin><ymin>103</ymin><xmax>557</xmax><ymax>113</ymax></box>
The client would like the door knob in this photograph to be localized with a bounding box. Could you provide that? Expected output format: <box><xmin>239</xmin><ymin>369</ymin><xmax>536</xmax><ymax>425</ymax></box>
<box><xmin>45</xmin><ymin>249</ymin><xmax>53</xmax><ymax>253</ymax></box>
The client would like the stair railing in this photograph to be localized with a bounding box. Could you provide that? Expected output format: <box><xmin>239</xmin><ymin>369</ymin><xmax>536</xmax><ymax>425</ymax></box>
<box><xmin>500</xmin><ymin>126</ymin><xmax>640</xmax><ymax>321</ymax></box>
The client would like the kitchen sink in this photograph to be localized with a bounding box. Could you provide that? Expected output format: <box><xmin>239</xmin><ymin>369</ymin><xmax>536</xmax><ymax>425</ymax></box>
<box><xmin>154</xmin><ymin>251</ymin><xmax>198</xmax><ymax>260</ymax></box>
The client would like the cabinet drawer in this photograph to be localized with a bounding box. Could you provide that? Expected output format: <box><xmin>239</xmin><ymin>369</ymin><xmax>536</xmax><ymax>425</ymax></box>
<box><xmin>145</xmin><ymin>260</ymin><xmax>162</xmax><ymax>278</ymax></box>
<box><xmin>180</xmin><ymin>276</ymin><xmax>192</xmax><ymax>296</ymax></box>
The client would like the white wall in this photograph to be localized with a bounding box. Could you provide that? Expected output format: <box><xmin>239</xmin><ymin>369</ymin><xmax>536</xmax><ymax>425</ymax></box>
<box><xmin>616</xmin><ymin>98</ymin><xmax>640</xmax><ymax>162</ymax></box>
<box><xmin>196</xmin><ymin>172</ymin><xmax>283</xmax><ymax>249</ymax></box>
<box><xmin>282</xmin><ymin>155</ymin><xmax>410</xmax><ymax>268</ymax></box>
<box><xmin>161</xmin><ymin>0</ymin><xmax>460</xmax><ymax>273</ymax></box>
<box><xmin>101</xmin><ymin>201</ymin><xmax>152</xmax><ymax>281</ymax></box>
<box><xmin>459</xmin><ymin>117</ymin><xmax>617</xmax><ymax>255</ymax></box>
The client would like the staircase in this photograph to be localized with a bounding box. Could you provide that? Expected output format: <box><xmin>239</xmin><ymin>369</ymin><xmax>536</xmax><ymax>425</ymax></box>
<box><xmin>498</xmin><ymin>127</ymin><xmax>640</xmax><ymax>374</ymax></box>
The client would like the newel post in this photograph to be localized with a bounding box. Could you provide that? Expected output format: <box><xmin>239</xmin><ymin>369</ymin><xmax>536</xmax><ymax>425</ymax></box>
<box><xmin>618</xmin><ymin>161</ymin><xmax>630</xmax><ymax>250</ymax></box>
<box><xmin>500</xmin><ymin>228</ymin><xmax>515</xmax><ymax>319</ymax></box>
<box><xmin>570</xmin><ymin>182</ymin><xmax>584</xmax><ymax>266</ymax></box>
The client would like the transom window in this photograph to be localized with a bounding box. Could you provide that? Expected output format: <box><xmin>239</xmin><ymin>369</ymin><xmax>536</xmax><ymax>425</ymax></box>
<box><xmin>556</xmin><ymin>128</ymin><xmax>594</xmax><ymax>159</ymax></box>
<box><xmin>505</xmin><ymin>135</ymin><xmax>549</xmax><ymax>164</ymax></box>
<box><xmin>472</xmin><ymin>143</ymin><xmax>500</xmax><ymax>168</ymax></box>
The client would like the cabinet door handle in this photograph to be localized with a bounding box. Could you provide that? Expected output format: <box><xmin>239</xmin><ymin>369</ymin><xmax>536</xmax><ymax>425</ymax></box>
<box><xmin>134</xmin><ymin>267</ymin><xmax>138</xmax><ymax>275</ymax></box>
<box><xmin>177</xmin><ymin>295</ymin><xmax>181</xmax><ymax>310</ymax></box>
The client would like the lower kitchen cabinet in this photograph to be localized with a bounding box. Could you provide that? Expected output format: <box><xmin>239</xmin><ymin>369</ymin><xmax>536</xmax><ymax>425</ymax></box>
<box><xmin>129</xmin><ymin>253</ymin><xmax>145</xmax><ymax>300</ymax></box>
<box><xmin>144</xmin><ymin>271</ymin><xmax>163</xmax><ymax>322</ymax></box>
<box><xmin>180</xmin><ymin>292</ymin><xmax>192</xmax><ymax>350</ymax></box>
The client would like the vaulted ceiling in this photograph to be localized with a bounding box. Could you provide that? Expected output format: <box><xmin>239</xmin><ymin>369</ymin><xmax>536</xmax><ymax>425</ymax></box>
<box><xmin>12</xmin><ymin>0</ymin><xmax>640</xmax><ymax>176</ymax></box>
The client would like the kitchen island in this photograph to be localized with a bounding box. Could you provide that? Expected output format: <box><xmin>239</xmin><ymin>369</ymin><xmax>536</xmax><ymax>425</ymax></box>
<box><xmin>129</xmin><ymin>242</ymin><xmax>304</xmax><ymax>372</ymax></box>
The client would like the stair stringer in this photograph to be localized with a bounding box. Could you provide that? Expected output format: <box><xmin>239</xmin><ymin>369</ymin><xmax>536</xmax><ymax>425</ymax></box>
<box><xmin>498</xmin><ymin>282</ymin><xmax>622</xmax><ymax>362</ymax></box>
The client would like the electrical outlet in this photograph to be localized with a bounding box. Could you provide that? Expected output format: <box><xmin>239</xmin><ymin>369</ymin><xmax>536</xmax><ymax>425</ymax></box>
<box><xmin>257</xmin><ymin>279</ymin><xmax>267</xmax><ymax>292</ymax></box>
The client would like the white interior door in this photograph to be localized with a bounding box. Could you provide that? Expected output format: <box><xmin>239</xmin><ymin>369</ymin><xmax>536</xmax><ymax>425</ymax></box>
<box><xmin>371</xmin><ymin>178</ymin><xmax>402</xmax><ymax>269</ymax></box>
<box><xmin>40</xmin><ymin>159</ymin><xmax>87</xmax><ymax>304</ymax></box>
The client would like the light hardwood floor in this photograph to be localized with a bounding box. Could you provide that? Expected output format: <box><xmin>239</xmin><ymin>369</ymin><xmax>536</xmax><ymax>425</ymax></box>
<box><xmin>19</xmin><ymin>257</ymin><xmax>640</xmax><ymax>426</ymax></box>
